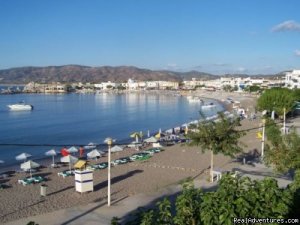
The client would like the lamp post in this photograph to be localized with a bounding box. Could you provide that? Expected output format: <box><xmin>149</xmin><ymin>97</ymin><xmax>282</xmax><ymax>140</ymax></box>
<box><xmin>283</xmin><ymin>107</ymin><xmax>286</xmax><ymax>134</ymax></box>
<box><xmin>104</xmin><ymin>137</ymin><xmax>114</xmax><ymax>207</ymax></box>
<box><xmin>261</xmin><ymin>119</ymin><xmax>266</xmax><ymax>158</ymax></box>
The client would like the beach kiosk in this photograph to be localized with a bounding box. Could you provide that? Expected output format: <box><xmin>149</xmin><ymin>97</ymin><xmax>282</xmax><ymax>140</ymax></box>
<box><xmin>74</xmin><ymin>160</ymin><xmax>93</xmax><ymax>193</ymax></box>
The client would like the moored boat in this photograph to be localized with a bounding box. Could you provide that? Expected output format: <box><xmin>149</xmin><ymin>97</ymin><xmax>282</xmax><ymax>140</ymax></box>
<box><xmin>7</xmin><ymin>102</ymin><xmax>33</xmax><ymax>111</ymax></box>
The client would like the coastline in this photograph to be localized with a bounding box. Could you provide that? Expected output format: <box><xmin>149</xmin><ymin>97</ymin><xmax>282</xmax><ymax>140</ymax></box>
<box><xmin>0</xmin><ymin>92</ymin><xmax>226</xmax><ymax>170</ymax></box>
<box><xmin>0</xmin><ymin>91</ymin><xmax>258</xmax><ymax>224</ymax></box>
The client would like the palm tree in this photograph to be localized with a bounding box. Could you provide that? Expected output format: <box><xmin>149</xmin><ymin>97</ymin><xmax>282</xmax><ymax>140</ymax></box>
<box><xmin>188</xmin><ymin>113</ymin><xmax>246</xmax><ymax>182</ymax></box>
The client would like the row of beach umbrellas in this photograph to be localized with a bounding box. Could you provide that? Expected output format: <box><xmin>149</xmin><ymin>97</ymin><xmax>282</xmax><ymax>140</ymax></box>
<box><xmin>8</xmin><ymin>128</ymin><xmax>169</xmax><ymax>171</ymax></box>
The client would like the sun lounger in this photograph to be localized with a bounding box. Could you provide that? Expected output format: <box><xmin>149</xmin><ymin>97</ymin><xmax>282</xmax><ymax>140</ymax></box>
<box><xmin>18</xmin><ymin>177</ymin><xmax>35</xmax><ymax>186</ymax></box>
<box><xmin>32</xmin><ymin>176</ymin><xmax>45</xmax><ymax>183</ymax></box>
<box><xmin>57</xmin><ymin>170</ymin><xmax>74</xmax><ymax>178</ymax></box>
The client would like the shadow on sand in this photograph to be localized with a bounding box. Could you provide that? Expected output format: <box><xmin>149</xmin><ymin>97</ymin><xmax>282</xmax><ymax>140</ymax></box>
<box><xmin>94</xmin><ymin>169</ymin><xmax>143</xmax><ymax>191</ymax></box>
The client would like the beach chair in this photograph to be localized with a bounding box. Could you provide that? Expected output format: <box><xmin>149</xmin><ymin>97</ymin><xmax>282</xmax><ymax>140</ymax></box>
<box><xmin>212</xmin><ymin>170</ymin><xmax>222</xmax><ymax>182</ymax></box>
<box><xmin>98</xmin><ymin>163</ymin><xmax>108</xmax><ymax>169</ymax></box>
<box><xmin>90</xmin><ymin>164</ymin><xmax>100</xmax><ymax>170</ymax></box>
<box><xmin>58</xmin><ymin>170</ymin><xmax>75</xmax><ymax>178</ymax></box>
<box><xmin>32</xmin><ymin>176</ymin><xmax>45</xmax><ymax>183</ymax></box>
<box><xmin>18</xmin><ymin>177</ymin><xmax>35</xmax><ymax>186</ymax></box>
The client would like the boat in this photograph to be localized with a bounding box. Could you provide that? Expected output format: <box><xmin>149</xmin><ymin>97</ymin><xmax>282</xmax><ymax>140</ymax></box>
<box><xmin>7</xmin><ymin>102</ymin><xmax>33</xmax><ymax>111</ymax></box>
<box><xmin>201</xmin><ymin>103</ymin><xmax>216</xmax><ymax>110</ymax></box>
<box><xmin>84</xmin><ymin>142</ymin><xmax>98</xmax><ymax>150</ymax></box>
<box><xmin>186</xmin><ymin>96</ymin><xmax>204</xmax><ymax>103</ymax></box>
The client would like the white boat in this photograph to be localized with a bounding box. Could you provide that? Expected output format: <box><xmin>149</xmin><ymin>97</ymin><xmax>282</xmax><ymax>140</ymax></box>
<box><xmin>201</xmin><ymin>103</ymin><xmax>216</xmax><ymax>110</ymax></box>
<box><xmin>187</xmin><ymin>96</ymin><xmax>204</xmax><ymax>103</ymax></box>
<box><xmin>7</xmin><ymin>102</ymin><xmax>33</xmax><ymax>111</ymax></box>
<box><xmin>84</xmin><ymin>142</ymin><xmax>98</xmax><ymax>150</ymax></box>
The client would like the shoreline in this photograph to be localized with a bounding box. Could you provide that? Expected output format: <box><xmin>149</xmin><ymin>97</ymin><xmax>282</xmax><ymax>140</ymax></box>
<box><xmin>0</xmin><ymin>91</ymin><xmax>258</xmax><ymax>224</ymax></box>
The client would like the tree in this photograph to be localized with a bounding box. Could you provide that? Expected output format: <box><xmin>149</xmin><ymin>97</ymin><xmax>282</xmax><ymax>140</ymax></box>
<box><xmin>265</xmin><ymin>125</ymin><xmax>300</xmax><ymax>174</ymax></box>
<box><xmin>251</xmin><ymin>85</ymin><xmax>261</xmax><ymax>92</ymax></box>
<box><xmin>188</xmin><ymin>113</ymin><xmax>246</xmax><ymax>182</ymax></box>
<box><xmin>200</xmin><ymin>175</ymin><xmax>293</xmax><ymax>224</ymax></box>
<box><xmin>116</xmin><ymin>176</ymin><xmax>296</xmax><ymax>225</ymax></box>
<box><xmin>111</xmin><ymin>217</ymin><xmax>121</xmax><ymax>225</ymax></box>
<box><xmin>222</xmin><ymin>85</ymin><xmax>232</xmax><ymax>92</ymax></box>
<box><xmin>174</xmin><ymin>182</ymin><xmax>202</xmax><ymax>225</ymax></box>
<box><xmin>117</xmin><ymin>86</ymin><xmax>126</xmax><ymax>90</ymax></box>
<box><xmin>140</xmin><ymin>210</ymin><xmax>155</xmax><ymax>225</ymax></box>
<box><xmin>257</xmin><ymin>88</ymin><xmax>295</xmax><ymax>116</ymax></box>
<box><xmin>156</xmin><ymin>198</ymin><xmax>173</xmax><ymax>225</ymax></box>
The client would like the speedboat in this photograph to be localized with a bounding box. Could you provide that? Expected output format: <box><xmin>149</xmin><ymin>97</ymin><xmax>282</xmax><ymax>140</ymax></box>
<box><xmin>7</xmin><ymin>102</ymin><xmax>33</xmax><ymax>111</ymax></box>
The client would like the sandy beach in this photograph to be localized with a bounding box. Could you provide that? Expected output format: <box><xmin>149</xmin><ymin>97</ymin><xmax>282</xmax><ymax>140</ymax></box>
<box><xmin>0</xmin><ymin>91</ymin><xmax>260</xmax><ymax>224</ymax></box>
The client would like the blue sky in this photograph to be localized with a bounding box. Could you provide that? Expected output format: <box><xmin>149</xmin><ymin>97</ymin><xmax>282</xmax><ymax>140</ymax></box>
<box><xmin>0</xmin><ymin>0</ymin><xmax>300</xmax><ymax>74</ymax></box>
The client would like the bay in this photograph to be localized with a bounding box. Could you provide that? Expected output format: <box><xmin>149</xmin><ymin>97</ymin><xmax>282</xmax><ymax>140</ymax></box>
<box><xmin>0</xmin><ymin>92</ymin><xmax>224</xmax><ymax>166</ymax></box>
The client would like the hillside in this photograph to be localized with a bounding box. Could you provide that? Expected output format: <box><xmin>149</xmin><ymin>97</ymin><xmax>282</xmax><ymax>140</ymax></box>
<box><xmin>0</xmin><ymin>65</ymin><xmax>184</xmax><ymax>84</ymax></box>
<box><xmin>0</xmin><ymin>65</ymin><xmax>284</xmax><ymax>84</ymax></box>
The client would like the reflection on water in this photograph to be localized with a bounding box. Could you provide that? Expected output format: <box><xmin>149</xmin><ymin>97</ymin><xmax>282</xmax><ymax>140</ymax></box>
<box><xmin>8</xmin><ymin>110</ymin><xmax>33</xmax><ymax>117</ymax></box>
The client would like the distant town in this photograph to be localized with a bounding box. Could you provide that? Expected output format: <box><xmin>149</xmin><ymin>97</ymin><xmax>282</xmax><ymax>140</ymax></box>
<box><xmin>1</xmin><ymin>69</ymin><xmax>299</xmax><ymax>94</ymax></box>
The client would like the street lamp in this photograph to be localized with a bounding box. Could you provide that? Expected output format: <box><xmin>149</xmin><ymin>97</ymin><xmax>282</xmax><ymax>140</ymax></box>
<box><xmin>261</xmin><ymin>119</ymin><xmax>266</xmax><ymax>158</ymax></box>
<box><xmin>283</xmin><ymin>107</ymin><xmax>286</xmax><ymax>134</ymax></box>
<box><xmin>104</xmin><ymin>137</ymin><xmax>115</xmax><ymax>207</ymax></box>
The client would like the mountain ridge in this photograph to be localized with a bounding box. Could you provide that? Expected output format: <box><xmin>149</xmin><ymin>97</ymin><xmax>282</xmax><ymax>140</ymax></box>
<box><xmin>0</xmin><ymin>65</ymin><xmax>284</xmax><ymax>84</ymax></box>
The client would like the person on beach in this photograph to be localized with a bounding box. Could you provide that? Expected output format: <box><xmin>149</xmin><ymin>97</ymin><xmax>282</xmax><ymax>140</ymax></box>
<box><xmin>79</xmin><ymin>146</ymin><xmax>84</xmax><ymax>158</ymax></box>
<box><xmin>60</xmin><ymin>147</ymin><xmax>69</xmax><ymax>156</ymax></box>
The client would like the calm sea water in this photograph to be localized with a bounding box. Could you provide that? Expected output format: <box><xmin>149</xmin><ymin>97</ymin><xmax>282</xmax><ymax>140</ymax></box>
<box><xmin>0</xmin><ymin>92</ymin><xmax>223</xmax><ymax>166</ymax></box>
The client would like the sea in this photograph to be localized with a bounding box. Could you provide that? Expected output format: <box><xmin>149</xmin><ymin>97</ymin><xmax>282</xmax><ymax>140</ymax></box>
<box><xmin>0</xmin><ymin>90</ymin><xmax>224</xmax><ymax>169</ymax></box>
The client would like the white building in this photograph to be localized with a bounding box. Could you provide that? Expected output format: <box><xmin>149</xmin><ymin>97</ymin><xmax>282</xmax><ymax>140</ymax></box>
<box><xmin>158</xmin><ymin>81</ymin><xmax>179</xmax><ymax>90</ymax></box>
<box><xmin>127</xmin><ymin>79</ymin><xmax>139</xmax><ymax>90</ymax></box>
<box><xmin>285</xmin><ymin>70</ymin><xmax>300</xmax><ymax>89</ymax></box>
<box><xmin>44</xmin><ymin>83</ymin><xmax>67</xmax><ymax>93</ymax></box>
<box><xmin>100</xmin><ymin>81</ymin><xmax>118</xmax><ymax>90</ymax></box>
<box><xmin>146</xmin><ymin>81</ymin><xmax>159</xmax><ymax>89</ymax></box>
